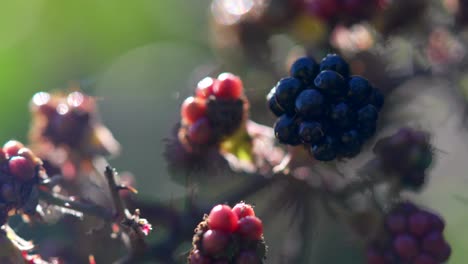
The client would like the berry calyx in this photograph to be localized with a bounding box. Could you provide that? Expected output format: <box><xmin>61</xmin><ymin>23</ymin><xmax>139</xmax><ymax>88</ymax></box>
<box><xmin>202</xmin><ymin>230</ymin><xmax>229</xmax><ymax>255</ymax></box>
<box><xmin>208</xmin><ymin>205</ymin><xmax>239</xmax><ymax>233</ymax></box>
<box><xmin>237</xmin><ymin>216</ymin><xmax>263</xmax><ymax>241</ymax></box>
<box><xmin>213</xmin><ymin>73</ymin><xmax>243</xmax><ymax>100</ymax></box>
<box><xmin>181</xmin><ymin>97</ymin><xmax>207</xmax><ymax>125</ymax></box>
<box><xmin>232</xmin><ymin>202</ymin><xmax>255</xmax><ymax>219</ymax></box>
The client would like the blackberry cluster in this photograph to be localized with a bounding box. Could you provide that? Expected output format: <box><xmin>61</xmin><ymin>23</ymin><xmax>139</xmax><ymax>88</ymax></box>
<box><xmin>189</xmin><ymin>203</ymin><xmax>266</xmax><ymax>264</ymax></box>
<box><xmin>268</xmin><ymin>54</ymin><xmax>384</xmax><ymax>161</ymax></box>
<box><xmin>0</xmin><ymin>140</ymin><xmax>48</xmax><ymax>225</ymax></box>
<box><xmin>373</xmin><ymin>128</ymin><xmax>432</xmax><ymax>190</ymax></box>
<box><xmin>367</xmin><ymin>202</ymin><xmax>451</xmax><ymax>264</ymax></box>
<box><xmin>178</xmin><ymin>73</ymin><xmax>247</xmax><ymax>152</ymax></box>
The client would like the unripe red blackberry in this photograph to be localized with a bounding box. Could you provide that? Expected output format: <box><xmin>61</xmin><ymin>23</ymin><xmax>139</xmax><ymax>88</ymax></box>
<box><xmin>191</xmin><ymin>202</ymin><xmax>266</xmax><ymax>263</ymax></box>
<box><xmin>181</xmin><ymin>97</ymin><xmax>207</xmax><ymax>125</ymax></box>
<box><xmin>197</xmin><ymin>77</ymin><xmax>217</xmax><ymax>99</ymax></box>
<box><xmin>188</xmin><ymin>118</ymin><xmax>213</xmax><ymax>145</ymax></box>
<box><xmin>237</xmin><ymin>216</ymin><xmax>263</xmax><ymax>241</ymax></box>
<box><xmin>213</xmin><ymin>73</ymin><xmax>243</xmax><ymax>100</ymax></box>
<box><xmin>232</xmin><ymin>202</ymin><xmax>255</xmax><ymax>219</ymax></box>
<box><xmin>202</xmin><ymin>230</ymin><xmax>230</xmax><ymax>255</ymax></box>
<box><xmin>3</xmin><ymin>140</ymin><xmax>25</xmax><ymax>158</ymax></box>
<box><xmin>208</xmin><ymin>205</ymin><xmax>239</xmax><ymax>233</ymax></box>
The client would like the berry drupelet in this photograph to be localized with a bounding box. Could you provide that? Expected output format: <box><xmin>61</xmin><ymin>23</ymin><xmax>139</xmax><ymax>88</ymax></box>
<box><xmin>373</xmin><ymin>128</ymin><xmax>433</xmax><ymax>190</ymax></box>
<box><xmin>367</xmin><ymin>201</ymin><xmax>451</xmax><ymax>264</ymax></box>
<box><xmin>189</xmin><ymin>202</ymin><xmax>266</xmax><ymax>264</ymax></box>
<box><xmin>0</xmin><ymin>140</ymin><xmax>48</xmax><ymax>225</ymax></box>
<box><xmin>268</xmin><ymin>54</ymin><xmax>385</xmax><ymax>161</ymax></box>
<box><xmin>178</xmin><ymin>73</ymin><xmax>248</xmax><ymax>152</ymax></box>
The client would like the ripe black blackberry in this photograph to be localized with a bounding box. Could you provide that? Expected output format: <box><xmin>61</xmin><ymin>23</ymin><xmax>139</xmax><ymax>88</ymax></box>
<box><xmin>268</xmin><ymin>54</ymin><xmax>385</xmax><ymax>161</ymax></box>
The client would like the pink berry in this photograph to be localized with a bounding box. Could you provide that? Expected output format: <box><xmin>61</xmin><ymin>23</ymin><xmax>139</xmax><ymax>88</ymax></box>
<box><xmin>366</xmin><ymin>248</ymin><xmax>385</xmax><ymax>264</ymax></box>
<box><xmin>409</xmin><ymin>212</ymin><xmax>431</xmax><ymax>237</ymax></box>
<box><xmin>8</xmin><ymin>156</ymin><xmax>35</xmax><ymax>182</ymax></box>
<box><xmin>208</xmin><ymin>205</ymin><xmax>238</xmax><ymax>233</ymax></box>
<box><xmin>414</xmin><ymin>254</ymin><xmax>437</xmax><ymax>264</ymax></box>
<box><xmin>237</xmin><ymin>216</ymin><xmax>263</xmax><ymax>241</ymax></box>
<box><xmin>188</xmin><ymin>117</ymin><xmax>212</xmax><ymax>145</ymax></box>
<box><xmin>202</xmin><ymin>230</ymin><xmax>229</xmax><ymax>256</ymax></box>
<box><xmin>386</xmin><ymin>213</ymin><xmax>406</xmax><ymax>234</ymax></box>
<box><xmin>181</xmin><ymin>97</ymin><xmax>207</xmax><ymax>124</ymax></box>
<box><xmin>189</xmin><ymin>250</ymin><xmax>211</xmax><ymax>264</ymax></box>
<box><xmin>393</xmin><ymin>234</ymin><xmax>419</xmax><ymax>260</ymax></box>
<box><xmin>3</xmin><ymin>140</ymin><xmax>25</xmax><ymax>158</ymax></box>
<box><xmin>196</xmin><ymin>77</ymin><xmax>216</xmax><ymax>99</ymax></box>
<box><xmin>236</xmin><ymin>251</ymin><xmax>260</xmax><ymax>264</ymax></box>
<box><xmin>232</xmin><ymin>202</ymin><xmax>255</xmax><ymax>219</ymax></box>
<box><xmin>213</xmin><ymin>73</ymin><xmax>243</xmax><ymax>100</ymax></box>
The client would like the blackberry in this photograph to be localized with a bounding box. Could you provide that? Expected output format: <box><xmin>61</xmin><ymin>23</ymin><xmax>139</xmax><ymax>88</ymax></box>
<box><xmin>298</xmin><ymin>121</ymin><xmax>324</xmax><ymax>144</ymax></box>
<box><xmin>289</xmin><ymin>57</ymin><xmax>319</xmax><ymax>85</ymax></box>
<box><xmin>314</xmin><ymin>70</ymin><xmax>346</xmax><ymax>97</ymax></box>
<box><xmin>268</xmin><ymin>54</ymin><xmax>384</xmax><ymax>161</ymax></box>
<box><xmin>320</xmin><ymin>54</ymin><xmax>350</xmax><ymax>79</ymax></box>
<box><xmin>274</xmin><ymin>77</ymin><xmax>303</xmax><ymax>114</ymax></box>
<box><xmin>367</xmin><ymin>202</ymin><xmax>451</xmax><ymax>264</ymax></box>
<box><xmin>274</xmin><ymin>115</ymin><xmax>301</xmax><ymax>145</ymax></box>
<box><xmin>311</xmin><ymin>136</ymin><xmax>338</xmax><ymax>161</ymax></box>
<box><xmin>347</xmin><ymin>76</ymin><xmax>372</xmax><ymax>107</ymax></box>
<box><xmin>295</xmin><ymin>89</ymin><xmax>325</xmax><ymax>118</ymax></box>
<box><xmin>329</xmin><ymin>102</ymin><xmax>354</xmax><ymax>129</ymax></box>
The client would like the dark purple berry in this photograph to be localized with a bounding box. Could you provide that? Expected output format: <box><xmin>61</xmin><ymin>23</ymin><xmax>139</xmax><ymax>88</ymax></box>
<box><xmin>347</xmin><ymin>76</ymin><xmax>372</xmax><ymax>107</ymax></box>
<box><xmin>330</xmin><ymin>102</ymin><xmax>353</xmax><ymax>129</ymax></box>
<box><xmin>289</xmin><ymin>57</ymin><xmax>320</xmax><ymax>85</ymax></box>
<box><xmin>274</xmin><ymin>77</ymin><xmax>303</xmax><ymax>114</ymax></box>
<box><xmin>298</xmin><ymin>121</ymin><xmax>324</xmax><ymax>144</ymax></box>
<box><xmin>427</xmin><ymin>212</ymin><xmax>445</xmax><ymax>232</ymax></box>
<box><xmin>422</xmin><ymin>232</ymin><xmax>445</xmax><ymax>253</ymax></box>
<box><xmin>314</xmin><ymin>70</ymin><xmax>346</xmax><ymax>97</ymax></box>
<box><xmin>320</xmin><ymin>54</ymin><xmax>350</xmax><ymax>79</ymax></box>
<box><xmin>295</xmin><ymin>89</ymin><xmax>324</xmax><ymax>118</ymax></box>
<box><xmin>339</xmin><ymin>130</ymin><xmax>362</xmax><ymax>158</ymax></box>
<box><xmin>393</xmin><ymin>234</ymin><xmax>419</xmax><ymax>260</ymax></box>
<box><xmin>414</xmin><ymin>254</ymin><xmax>437</xmax><ymax>264</ymax></box>
<box><xmin>409</xmin><ymin>211</ymin><xmax>431</xmax><ymax>237</ymax></box>
<box><xmin>368</xmin><ymin>88</ymin><xmax>385</xmax><ymax>110</ymax></box>
<box><xmin>267</xmin><ymin>89</ymin><xmax>285</xmax><ymax>117</ymax></box>
<box><xmin>311</xmin><ymin>136</ymin><xmax>338</xmax><ymax>161</ymax></box>
<box><xmin>357</xmin><ymin>105</ymin><xmax>378</xmax><ymax>123</ymax></box>
<box><xmin>366</xmin><ymin>248</ymin><xmax>385</xmax><ymax>264</ymax></box>
<box><xmin>274</xmin><ymin>115</ymin><xmax>301</xmax><ymax>145</ymax></box>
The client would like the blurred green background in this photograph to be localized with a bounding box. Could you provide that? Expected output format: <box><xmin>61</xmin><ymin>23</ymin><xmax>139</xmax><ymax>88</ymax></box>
<box><xmin>1</xmin><ymin>1</ymin><xmax>467</xmax><ymax>263</ymax></box>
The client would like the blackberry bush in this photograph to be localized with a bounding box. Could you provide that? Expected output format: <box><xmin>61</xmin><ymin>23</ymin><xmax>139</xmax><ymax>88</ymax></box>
<box><xmin>269</xmin><ymin>54</ymin><xmax>384</xmax><ymax>161</ymax></box>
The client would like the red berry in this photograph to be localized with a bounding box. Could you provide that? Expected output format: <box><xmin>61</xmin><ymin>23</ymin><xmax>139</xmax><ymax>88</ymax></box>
<box><xmin>232</xmin><ymin>202</ymin><xmax>255</xmax><ymax>219</ymax></box>
<box><xmin>213</xmin><ymin>73</ymin><xmax>243</xmax><ymax>100</ymax></box>
<box><xmin>202</xmin><ymin>230</ymin><xmax>229</xmax><ymax>256</ymax></box>
<box><xmin>188</xmin><ymin>117</ymin><xmax>212</xmax><ymax>145</ymax></box>
<box><xmin>414</xmin><ymin>254</ymin><xmax>437</xmax><ymax>264</ymax></box>
<box><xmin>236</xmin><ymin>251</ymin><xmax>260</xmax><ymax>264</ymax></box>
<box><xmin>208</xmin><ymin>205</ymin><xmax>238</xmax><ymax>233</ymax></box>
<box><xmin>17</xmin><ymin>148</ymin><xmax>41</xmax><ymax>166</ymax></box>
<box><xmin>386</xmin><ymin>213</ymin><xmax>406</xmax><ymax>234</ymax></box>
<box><xmin>8</xmin><ymin>156</ymin><xmax>35</xmax><ymax>182</ymax></box>
<box><xmin>181</xmin><ymin>97</ymin><xmax>207</xmax><ymax>124</ymax></box>
<box><xmin>393</xmin><ymin>234</ymin><xmax>419</xmax><ymax>260</ymax></box>
<box><xmin>196</xmin><ymin>77</ymin><xmax>216</xmax><ymax>99</ymax></box>
<box><xmin>3</xmin><ymin>140</ymin><xmax>25</xmax><ymax>158</ymax></box>
<box><xmin>366</xmin><ymin>248</ymin><xmax>385</xmax><ymax>264</ymax></box>
<box><xmin>237</xmin><ymin>216</ymin><xmax>263</xmax><ymax>241</ymax></box>
<box><xmin>409</xmin><ymin>212</ymin><xmax>431</xmax><ymax>237</ymax></box>
<box><xmin>189</xmin><ymin>250</ymin><xmax>211</xmax><ymax>264</ymax></box>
